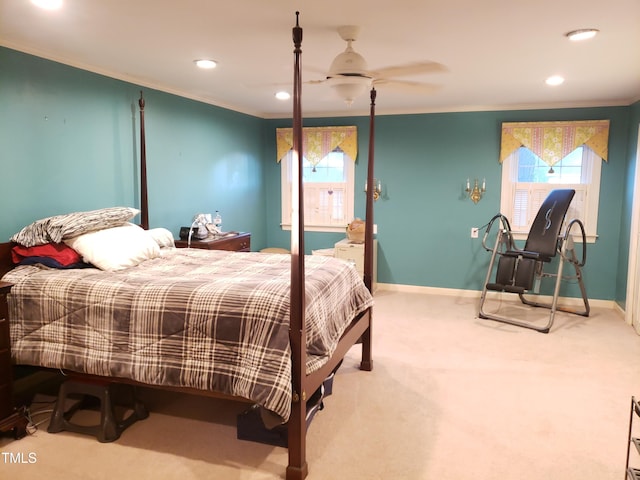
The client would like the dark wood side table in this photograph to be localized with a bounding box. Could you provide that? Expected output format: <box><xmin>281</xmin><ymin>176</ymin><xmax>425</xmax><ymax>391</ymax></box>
<box><xmin>174</xmin><ymin>232</ymin><xmax>251</xmax><ymax>252</ymax></box>
<box><xmin>0</xmin><ymin>281</ymin><xmax>28</xmax><ymax>439</ymax></box>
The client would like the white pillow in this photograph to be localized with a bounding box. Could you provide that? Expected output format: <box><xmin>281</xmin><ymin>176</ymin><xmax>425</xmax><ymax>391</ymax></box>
<box><xmin>146</xmin><ymin>228</ymin><xmax>175</xmax><ymax>248</ymax></box>
<box><xmin>64</xmin><ymin>223</ymin><xmax>160</xmax><ymax>271</ymax></box>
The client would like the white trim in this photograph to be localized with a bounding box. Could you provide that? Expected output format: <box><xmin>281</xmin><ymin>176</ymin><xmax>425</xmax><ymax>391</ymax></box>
<box><xmin>280</xmin><ymin>149</ymin><xmax>355</xmax><ymax>233</ymax></box>
<box><xmin>625</xmin><ymin>124</ymin><xmax>640</xmax><ymax>333</ymax></box>
<box><xmin>280</xmin><ymin>224</ymin><xmax>347</xmax><ymax>233</ymax></box>
<box><xmin>264</xmin><ymin>100</ymin><xmax>636</xmax><ymax>120</ymax></box>
<box><xmin>376</xmin><ymin>283</ymin><xmax>618</xmax><ymax>310</ymax></box>
<box><xmin>376</xmin><ymin>283</ymin><xmax>481</xmax><ymax>297</ymax></box>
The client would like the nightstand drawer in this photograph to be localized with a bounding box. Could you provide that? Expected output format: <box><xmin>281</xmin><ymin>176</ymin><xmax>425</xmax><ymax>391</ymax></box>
<box><xmin>334</xmin><ymin>239</ymin><xmax>378</xmax><ymax>291</ymax></box>
<box><xmin>175</xmin><ymin>232</ymin><xmax>251</xmax><ymax>252</ymax></box>
<box><xmin>236</xmin><ymin>237</ymin><xmax>251</xmax><ymax>251</ymax></box>
<box><xmin>334</xmin><ymin>243</ymin><xmax>365</xmax><ymax>273</ymax></box>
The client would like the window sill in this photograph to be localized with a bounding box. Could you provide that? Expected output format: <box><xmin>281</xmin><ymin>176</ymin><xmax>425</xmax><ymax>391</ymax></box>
<box><xmin>281</xmin><ymin>224</ymin><xmax>347</xmax><ymax>233</ymax></box>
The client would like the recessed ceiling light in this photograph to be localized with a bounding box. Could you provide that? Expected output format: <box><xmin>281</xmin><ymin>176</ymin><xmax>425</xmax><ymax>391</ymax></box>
<box><xmin>194</xmin><ymin>59</ymin><xmax>217</xmax><ymax>69</ymax></box>
<box><xmin>275</xmin><ymin>91</ymin><xmax>290</xmax><ymax>101</ymax></box>
<box><xmin>545</xmin><ymin>75</ymin><xmax>565</xmax><ymax>86</ymax></box>
<box><xmin>31</xmin><ymin>0</ymin><xmax>63</xmax><ymax>10</ymax></box>
<box><xmin>566</xmin><ymin>29</ymin><xmax>599</xmax><ymax>41</ymax></box>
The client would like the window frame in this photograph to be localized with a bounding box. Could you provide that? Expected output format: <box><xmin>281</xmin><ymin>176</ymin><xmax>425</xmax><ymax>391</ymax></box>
<box><xmin>499</xmin><ymin>146</ymin><xmax>601</xmax><ymax>242</ymax></box>
<box><xmin>280</xmin><ymin>150</ymin><xmax>355</xmax><ymax>233</ymax></box>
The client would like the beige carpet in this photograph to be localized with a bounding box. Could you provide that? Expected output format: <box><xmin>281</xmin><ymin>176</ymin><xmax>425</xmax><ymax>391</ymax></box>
<box><xmin>1</xmin><ymin>290</ymin><xmax>639</xmax><ymax>480</ymax></box>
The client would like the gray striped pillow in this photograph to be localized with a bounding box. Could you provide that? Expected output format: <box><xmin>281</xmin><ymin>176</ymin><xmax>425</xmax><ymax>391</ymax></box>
<box><xmin>10</xmin><ymin>207</ymin><xmax>140</xmax><ymax>247</ymax></box>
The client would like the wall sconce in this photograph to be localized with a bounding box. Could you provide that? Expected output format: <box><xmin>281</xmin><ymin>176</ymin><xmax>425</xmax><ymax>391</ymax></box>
<box><xmin>364</xmin><ymin>179</ymin><xmax>382</xmax><ymax>201</ymax></box>
<box><xmin>465</xmin><ymin>178</ymin><xmax>486</xmax><ymax>204</ymax></box>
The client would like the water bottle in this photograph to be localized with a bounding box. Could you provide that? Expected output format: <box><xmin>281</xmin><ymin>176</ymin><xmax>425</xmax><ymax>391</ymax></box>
<box><xmin>213</xmin><ymin>211</ymin><xmax>222</xmax><ymax>233</ymax></box>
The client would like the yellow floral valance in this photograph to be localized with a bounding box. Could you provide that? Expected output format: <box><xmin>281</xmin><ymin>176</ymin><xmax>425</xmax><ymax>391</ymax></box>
<box><xmin>276</xmin><ymin>126</ymin><xmax>357</xmax><ymax>166</ymax></box>
<box><xmin>500</xmin><ymin>120</ymin><xmax>610</xmax><ymax>166</ymax></box>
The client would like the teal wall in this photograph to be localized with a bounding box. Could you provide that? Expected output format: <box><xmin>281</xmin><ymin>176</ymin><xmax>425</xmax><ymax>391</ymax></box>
<box><xmin>0</xmin><ymin>47</ymin><xmax>266</xmax><ymax>246</ymax></box>
<box><xmin>140</xmin><ymin>92</ymin><xmax>265</xmax><ymax>241</ymax></box>
<box><xmin>1</xmin><ymin>46</ymin><xmax>637</xmax><ymax>301</ymax></box>
<box><xmin>265</xmin><ymin>107</ymin><xmax>632</xmax><ymax>300</ymax></box>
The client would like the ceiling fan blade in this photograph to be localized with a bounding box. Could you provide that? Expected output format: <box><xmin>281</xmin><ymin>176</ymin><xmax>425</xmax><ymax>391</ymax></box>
<box><xmin>370</xmin><ymin>62</ymin><xmax>448</xmax><ymax>78</ymax></box>
<box><xmin>304</xmin><ymin>65</ymin><xmax>329</xmax><ymax>75</ymax></box>
<box><xmin>372</xmin><ymin>79</ymin><xmax>441</xmax><ymax>94</ymax></box>
<box><xmin>305</xmin><ymin>78</ymin><xmax>328</xmax><ymax>85</ymax></box>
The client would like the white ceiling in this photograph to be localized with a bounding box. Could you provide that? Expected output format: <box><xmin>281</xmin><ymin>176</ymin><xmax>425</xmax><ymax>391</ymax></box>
<box><xmin>1</xmin><ymin>0</ymin><xmax>639</xmax><ymax>119</ymax></box>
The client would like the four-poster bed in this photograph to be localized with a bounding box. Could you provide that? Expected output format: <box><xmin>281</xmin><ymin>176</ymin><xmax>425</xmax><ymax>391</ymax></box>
<box><xmin>0</xmin><ymin>12</ymin><xmax>376</xmax><ymax>480</ymax></box>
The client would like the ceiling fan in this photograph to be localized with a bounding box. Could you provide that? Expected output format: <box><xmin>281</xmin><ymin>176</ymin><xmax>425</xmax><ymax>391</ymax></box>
<box><xmin>307</xmin><ymin>25</ymin><xmax>447</xmax><ymax>105</ymax></box>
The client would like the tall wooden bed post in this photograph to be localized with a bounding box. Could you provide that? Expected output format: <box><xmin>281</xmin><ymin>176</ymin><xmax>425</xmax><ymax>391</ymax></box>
<box><xmin>286</xmin><ymin>13</ymin><xmax>375</xmax><ymax>480</ymax></box>
<box><xmin>361</xmin><ymin>87</ymin><xmax>376</xmax><ymax>370</ymax></box>
<box><xmin>287</xmin><ymin>11</ymin><xmax>308</xmax><ymax>480</ymax></box>
<box><xmin>133</xmin><ymin>14</ymin><xmax>374</xmax><ymax>480</ymax></box>
<box><xmin>139</xmin><ymin>91</ymin><xmax>149</xmax><ymax>230</ymax></box>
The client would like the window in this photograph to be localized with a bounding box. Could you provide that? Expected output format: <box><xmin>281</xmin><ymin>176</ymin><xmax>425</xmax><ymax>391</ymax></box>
<box><xmin>277</xmin><ymin>125</ymin><xmax>358</xmax><ymax>232</ymax></box>
<box><xmin>499</xmin><ymin>119</ymin><xmax>609</xmax><ymax>242</ymax></box>
<box><xmin>280</xmin><ymin>149</ymin><xmax>355</xmax><ymax>232</ymax></box>
<box><xmin>500</xmin><ymin>146</ymin><xmax>601</xmax><ymax>241</ymax></box>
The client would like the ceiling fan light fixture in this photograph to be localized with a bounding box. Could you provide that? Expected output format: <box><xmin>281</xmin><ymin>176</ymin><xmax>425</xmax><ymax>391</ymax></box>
<box><xmin>194</xmin><ymin>59</ymin><xmax>217</xmax><ymax>69</ymax></box>
<box><xmin>329</xmin><ymin>76</ymin><xmax>370</xmax><ymax>105</ymax></box>
<box><xmin>566</xmin><ymin>28</ymin><xmax>599</xmax><ymax>41</ymax></box>
<box><xmin>275</xmin><ymin>91</ymin><xmax>290</xmax><ymax>101</ymax></box>
<box><xmin>328</xmin><ymin>42</ymin><xmax>369</xmax><ymax>77</ymax></box>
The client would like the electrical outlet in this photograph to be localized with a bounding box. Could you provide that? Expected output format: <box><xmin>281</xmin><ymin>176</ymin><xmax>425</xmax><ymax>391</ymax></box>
<box><xmin>471</xmin><ymin>227</ymin><xmax>479</xmax><ymax>238</ymax></box>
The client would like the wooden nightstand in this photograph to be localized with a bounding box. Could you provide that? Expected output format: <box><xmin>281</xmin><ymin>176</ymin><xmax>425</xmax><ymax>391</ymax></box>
<box><xmin>0</xmin><ymin>281</ymin><xmax>28</xmax><ymax>439</ymax></box>
<box><xmin>174</xmin><ymin>232</ymin><xmax>251</xmax><ymax>252</ymax></box>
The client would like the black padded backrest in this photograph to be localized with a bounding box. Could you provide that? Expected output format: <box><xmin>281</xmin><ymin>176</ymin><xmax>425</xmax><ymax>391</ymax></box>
<box><xmin>524</xmin><ymin>189</ymin><xmax>575</xmax><ymax>259</ymax></box>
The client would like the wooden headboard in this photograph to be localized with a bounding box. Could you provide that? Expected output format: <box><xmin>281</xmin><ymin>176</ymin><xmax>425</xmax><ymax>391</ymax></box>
<box><xmin>0</xmin><ymin>242</ymin><xmax>16</xmax><ymax>280</ymax></box>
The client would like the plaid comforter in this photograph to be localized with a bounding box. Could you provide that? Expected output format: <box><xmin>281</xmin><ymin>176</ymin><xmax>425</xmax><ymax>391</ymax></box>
<box><xmin>3</xmin><ymin>249</ymin><xmax>374</xmax><ymax>422</ymax></box>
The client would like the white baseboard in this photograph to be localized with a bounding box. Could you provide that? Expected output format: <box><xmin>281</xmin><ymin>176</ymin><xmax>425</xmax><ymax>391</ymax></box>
<box><xmin>375</xmin><ymin>282</ymin><xmax>618</xmax><ymax>310</ymax></box>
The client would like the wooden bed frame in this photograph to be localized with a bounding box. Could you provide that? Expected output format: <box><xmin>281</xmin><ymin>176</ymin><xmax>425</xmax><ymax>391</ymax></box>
<box><xmin>0</xmin><ymin>12</ymin><xmax>375</xmax><ymax>480</ymax></box>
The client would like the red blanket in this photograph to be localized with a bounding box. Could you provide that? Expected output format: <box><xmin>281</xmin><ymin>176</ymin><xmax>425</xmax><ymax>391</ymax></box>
<box><xmin>12</xmin><ymin>243</ymin><xmax>81</xmax><ymax>266</ymax></box>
